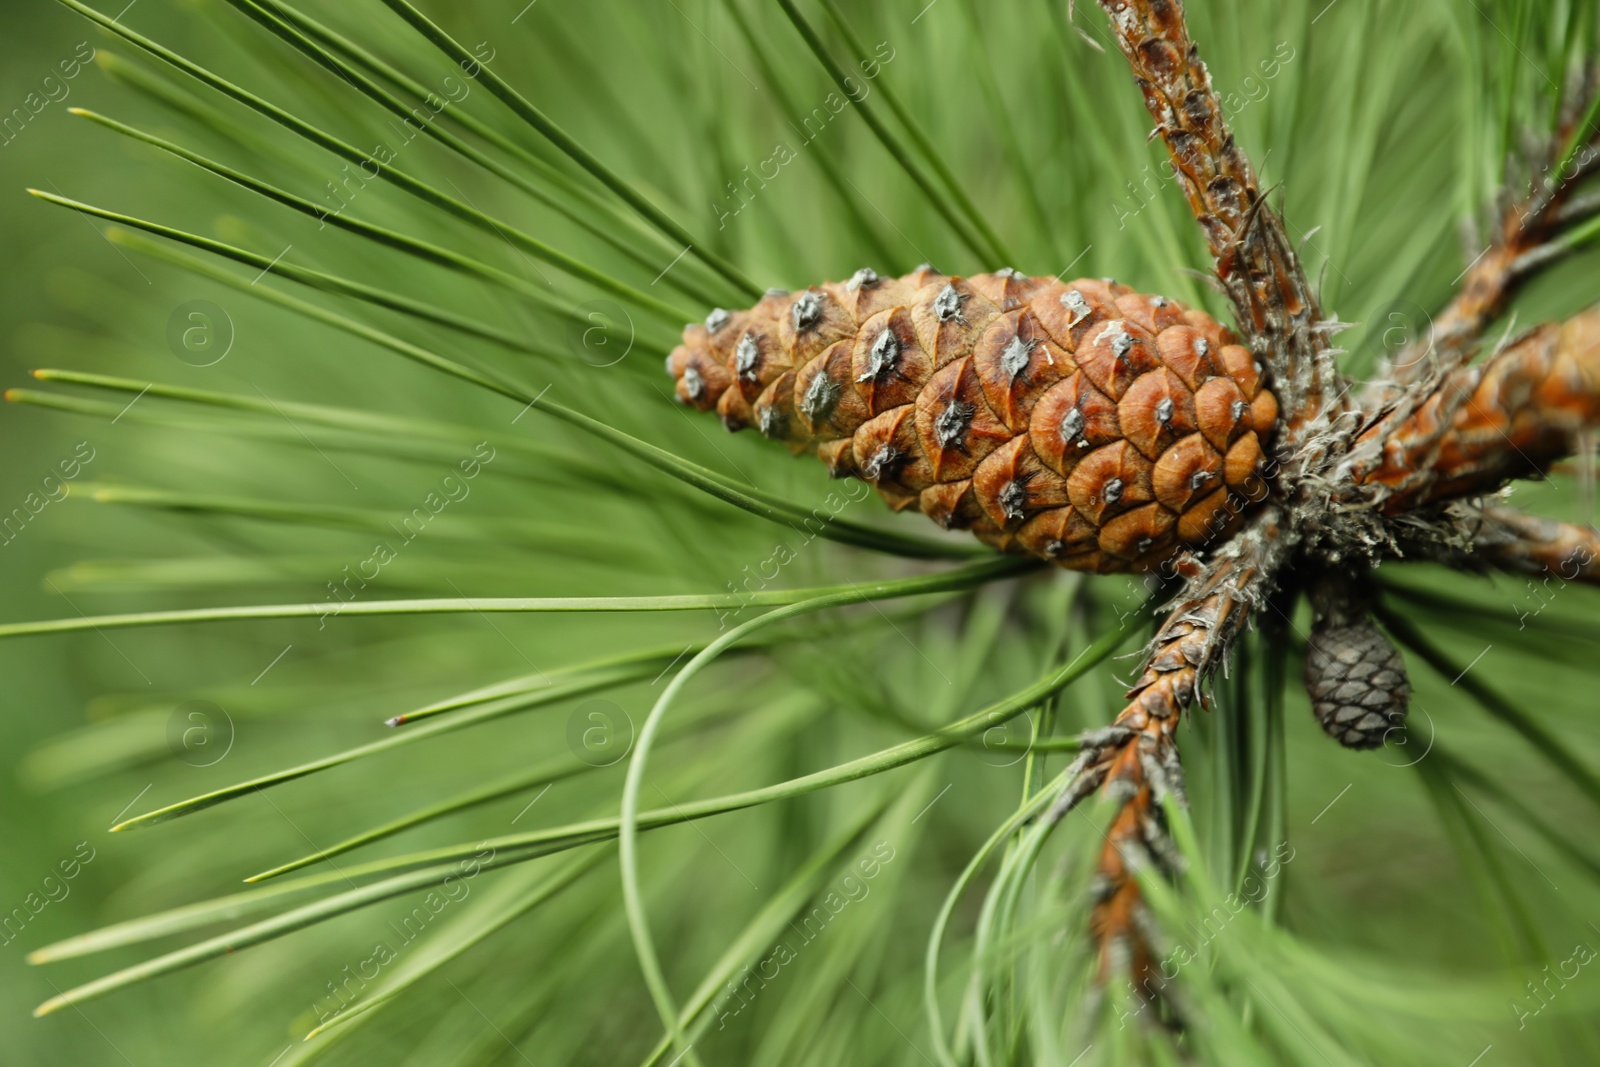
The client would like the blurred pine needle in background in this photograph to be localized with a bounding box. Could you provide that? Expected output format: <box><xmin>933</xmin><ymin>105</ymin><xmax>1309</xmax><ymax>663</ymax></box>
<box><xmin>0</xmin><ymin>0</ymin><xmax>1598</xmax><ymax>1064</ymax></box>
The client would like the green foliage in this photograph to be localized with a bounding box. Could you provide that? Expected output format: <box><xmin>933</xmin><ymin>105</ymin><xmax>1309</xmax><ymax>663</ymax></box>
<box><xmin>1</xmin><ymin>0</ymin><xmax>1598</xmax><ymax>1064</ymax></box>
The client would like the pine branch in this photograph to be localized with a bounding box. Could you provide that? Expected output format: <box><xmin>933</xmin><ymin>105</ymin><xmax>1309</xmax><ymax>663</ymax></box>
<box><xmin>1048</xmin><ymin>514</ymin><xmax>1283</xmax><ymax>984</ymax></box>
<box><xmin>1467</xmin><ymin>505</ymin><xmax>1600</xmax><ymax>584</ymax></box>
<box><xmin>1350</xmin><ymin>304</ymin><xmax>1600</xmax><ymax>512</ymax></box>
<box><xmin>1092</xmin><ymin>0</ymin><xmax>1344</xmax><ymax>439</ymax></box>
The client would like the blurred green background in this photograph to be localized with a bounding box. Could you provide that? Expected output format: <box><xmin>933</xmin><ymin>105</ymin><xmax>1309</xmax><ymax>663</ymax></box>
<box><xmin>1</xmin><ymin>5</ymin><xmax>161</xmax><ymax>1062</ymax></box>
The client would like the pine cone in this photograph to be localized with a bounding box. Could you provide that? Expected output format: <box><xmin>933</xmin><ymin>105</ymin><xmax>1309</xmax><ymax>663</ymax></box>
<box><xmin>668</xmin><ymin>268</ymin><xmax>1278</xmax><ymax>573</ymax></box>
<box><xmin>1304</xmin><ymin>619</ymin><xmax>1410</xmax><ymax>749</ymax></box>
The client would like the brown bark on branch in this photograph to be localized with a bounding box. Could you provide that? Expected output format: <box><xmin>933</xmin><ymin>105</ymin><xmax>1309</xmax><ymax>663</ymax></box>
<box><xmin>1350</xmin><ymin>305</ymin><xmax>1600</xmax><ymax>513</ymax></box>
<box><xmin>1049</xmin><ymin>515</ymin><xmax>1281</xmax><ymax>983</ymax></box>
<box><xmin>1092</xmin><ymin>0</ymin><xmax>1344</xmax><ymax>438</ymax></box>
<box><xmin>1472</xmin><ymin>506</ymin><xmax>1600</xmax><ymax>584</ymax></box>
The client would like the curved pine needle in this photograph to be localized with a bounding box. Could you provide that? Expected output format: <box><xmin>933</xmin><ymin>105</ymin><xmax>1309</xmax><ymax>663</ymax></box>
<box><xmin>618</xmin><ymin>571</ymin><xmax>912</xmax><ymax>1050</ymax></box>
<box><xmin>969</xmin><ymin>775</ymin><xmax>1066</xmax><ymax>1057</ymax></box>
<box><xmin>925</xmin><ymin>763</ymin><xmax>1075</xmax><ymax>1067</ymax></box>
<box><xmin>635</xmin><ymin>795</ymin><xmax>892</xmax><ymax>1066</ymax></box>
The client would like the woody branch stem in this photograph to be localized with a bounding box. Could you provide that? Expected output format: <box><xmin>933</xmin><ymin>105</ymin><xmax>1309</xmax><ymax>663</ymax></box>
<box><xmin>1093</xmin><ymin>0</ymin><xmax>1344</xmax><ymax>438</ymax></box>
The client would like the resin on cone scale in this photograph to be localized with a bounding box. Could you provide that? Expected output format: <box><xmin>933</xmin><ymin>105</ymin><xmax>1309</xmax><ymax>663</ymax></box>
<box><xmin>668</xmin><ymin>268</ymin><xmax>1278</xmax><ymax>572</ymax></box>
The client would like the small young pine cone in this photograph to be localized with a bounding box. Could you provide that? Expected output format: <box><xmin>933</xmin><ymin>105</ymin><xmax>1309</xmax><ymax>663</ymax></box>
<box><xmin>1304</xmin><ymin>618</ymin><xmax>1410</xmax><ymax>749</ymax></box>
<box><xmin>668</xmin><ymin>268</ymin><xmax>1278</xmax><ymax>572</ymax></box>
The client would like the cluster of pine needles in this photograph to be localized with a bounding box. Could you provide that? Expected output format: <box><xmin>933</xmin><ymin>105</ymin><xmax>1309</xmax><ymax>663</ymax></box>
<box><xmin>3</xmin><ymin>0</ymin><xmax>1600</xmax><ymax>1064</ymax></box>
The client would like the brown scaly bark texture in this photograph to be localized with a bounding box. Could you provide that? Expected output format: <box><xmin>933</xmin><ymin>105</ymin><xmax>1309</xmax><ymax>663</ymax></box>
<box><xmin>1045</xmin><ymin>529</ymin><xmax>1279</xmax><ymax>982</ymax></box>
<box><xmin>668</xmin><ymin>270</ymin><xmax>1277</xmax><ymax>573</ymax></box>
<box><xmin>1462</xmin><ymin>506</ymin><xmax>1600</xmax><ymax>584</ymax></box>
<box><xmin>1092</xmin><ymin>0</ymin><xmax>1344</xmax><ymax>437</ymax></box>
<box><xmin>1347</xmin><ymin>306</ymin><xmax>1600</xmax><ymax>512</ymax></box>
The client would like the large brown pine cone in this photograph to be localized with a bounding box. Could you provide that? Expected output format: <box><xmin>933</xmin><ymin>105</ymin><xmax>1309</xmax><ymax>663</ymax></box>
<box><xmin>667</xmin><ymin>268</ymin><xmax>1277</xmax><ymax>573</ymax></box>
